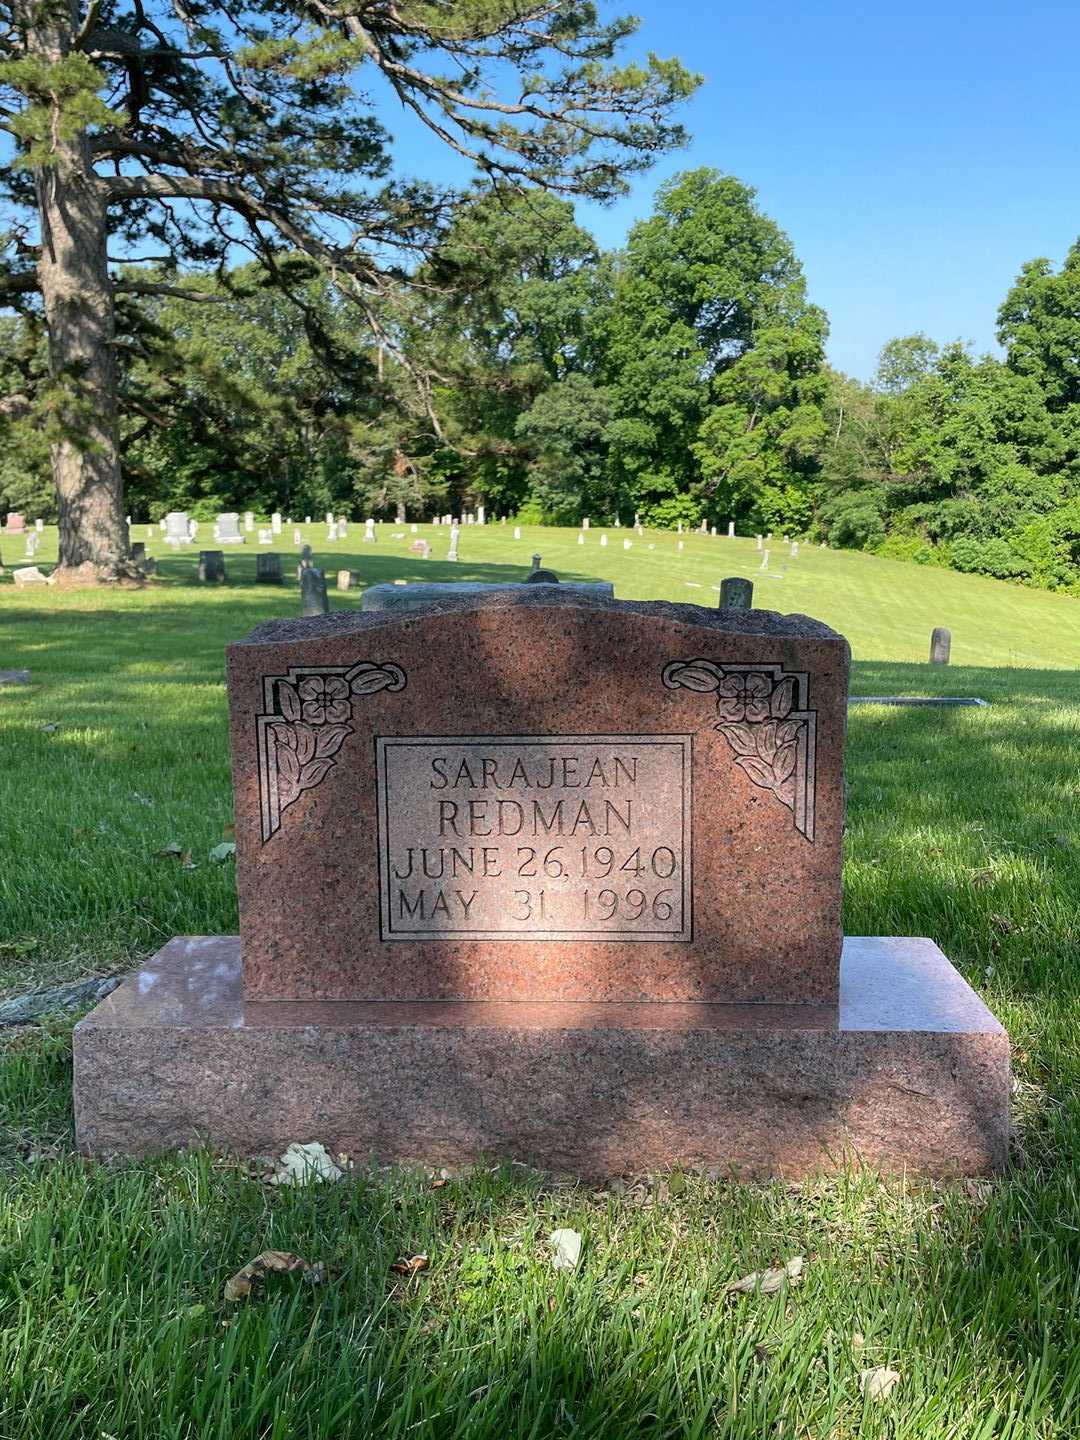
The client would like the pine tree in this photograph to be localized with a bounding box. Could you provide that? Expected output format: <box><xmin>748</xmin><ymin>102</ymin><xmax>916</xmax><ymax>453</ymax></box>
<box><xmin>0</xmin><ymin>1</ymin><xmax>696</xmax><ymax>578</ymax></box>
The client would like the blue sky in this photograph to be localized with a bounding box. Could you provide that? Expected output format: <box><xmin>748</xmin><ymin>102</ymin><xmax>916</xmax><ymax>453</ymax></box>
<box><xmin>388</xmin><ymin>0</ymin><xmax>1080</xmax><ymax>381</ymax></box>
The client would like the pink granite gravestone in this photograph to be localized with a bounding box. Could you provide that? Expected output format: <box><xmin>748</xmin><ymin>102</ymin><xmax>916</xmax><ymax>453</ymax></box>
<box><xmin>73</xmin><ymin>589</ymin><xmax>1010</xmax><ymax>1177</ymax></box>
<box><xmin>5</xmin><ymin>512</ymin><xmax>26</xmax><ymax>533</ymax></box>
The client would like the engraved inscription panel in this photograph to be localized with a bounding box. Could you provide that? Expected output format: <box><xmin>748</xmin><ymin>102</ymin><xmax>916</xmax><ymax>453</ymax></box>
<box><xmin>376</xmin><ymin>735</ymin><xmax>692</xmax><ymax>941</ymax></box>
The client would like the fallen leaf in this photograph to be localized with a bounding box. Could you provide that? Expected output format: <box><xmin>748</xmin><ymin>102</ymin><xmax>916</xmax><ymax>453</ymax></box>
<box><xmin>154</xmin><ymin>841</ymin><xmax>184</xmax><ymax>860</ymax></box>
<box><xmin>208</xmin><ymin>842</ymin><xmax>236</xmax><ymax>864</ymax></box>
<box><xmin>990</xmin><ymin>912</ymin><xmax>1016</xmax><ymax>935</ymax></box>
<box><xmin>180</xmin><ymin>850</ymin><xmax>197</xmax><ymax>870</ymax></box>
<box><xmin>851</xmin><ymin>1331</ymin><xmax>865</xmax><ymax>1354</ymax></box>
<box><xmin>224</xmin><ymin>1250</ymin><xmax>310</xmax><ymax>1302</ymax></box>
<box><xmin>549</xmin><ymin>1228</ymin><xmax>582</xmax><ymax>1271</ymax></box>
<box><xmin>860</xmin><ymin>1366</ymin><xmax>900</xmax><ymax>1401</ymax></box>
<box><xmin>268</xmin><ymin>1141</ymin><xmax>343</xmax><ymax>1187</ymax></box>
<box><xmin>38</xmin><ymin>722</ymin><xmax>58</xmax><ymax>733</ymax></box>
<box><xmin>667</xmin><ymin>1169</ymin><xmax>687</xmax><ymax>1197</ymax></box>
<box><xmin>129</xmin><ymin>792</ymin><xmax>153</xmax><ymax>806</ymax></box>
<box><xmin>389</xmin><ymin>1254</ymin><xmax>429</xmax><ymax>1277</ymax></box>
<box><xmin>726</xmin><ymin>1255</ymin><xmax>804</xmax><ymax>1295</ymax></box>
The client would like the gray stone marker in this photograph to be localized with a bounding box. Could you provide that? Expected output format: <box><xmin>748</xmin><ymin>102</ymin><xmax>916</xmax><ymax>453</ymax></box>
<box><xmin>364</xmin><ymin>518</ymin><xmax>376</xmax><ymax>542</ymax></box>
<box><xmin>360</xmin><ymin>579</ymin><xmax>614</xmax><ymax>611</ymax></box>
<box><xmin>218</xmin><ymin>513</ymin><xmax>244</xmax><ymax>544</ymax></box>
<box><xmin>244</xmin><ymin>512</ymin><xmax>254</xmax><ymax>532</ymax></box>
<box><xmin>198</xmin><ymin>550</ymin><xmax>226</xmax><ymax>582</ymax></box>
<box><xmin>447</xmin><ymin>526</ymin><xmax>459</xmax><ymax>562</ymax></box>
<box><xmin>760</xmin><ymin>549</ymin><xmax>770</xmax><ymax>570</ymax></box>
<box><xmin>164</xmin><ymin>512</ymin><xmax>189</xmax><ymax>547</ymax></box>
<box><xmin>296</xmin><ymin>544</ymin><xmax>314</xmax><ymax>580</ymax></box>
<box><xmin>12</xmin><ymin>566</ymin><xmax>48</xmax><ymax>587</ymax></box>
<box><xmin>255</xmin><ymin>553</ymin><xmax>283</xmax><ymax>584</ymax></box>
<box><xmin>337</xmin><ymin>569</ymin><xmax>358</xmax><ymax>590</ymax></box>
<box><xmin>300</xmin><ymin>565</ymin><xmax>329</xmax><ymax>616</ymax></box>
<box><xmin>531</xmin><ymin>552</ymin><xmax>541</xmax><ymax>571</ymax></box>
<box><xmin>271</xmin><ymin>512</ymin><xmax>282</xmax><ymax>535</ymax></box>
<box><xmin>930</xmin><ymin>627</ymin><xmax>951</xmax><ymax>665</ymax></box>
<box><xmin>130</xmin><ymin>541</ymin><xmax>146</xmax><ymax>565</ymax></box>
<box><xmin>719</xmin><ymin>576</ymin><xmax>754</xmax><ymax>609</ymax></box>
<box><xmin>24</xmin><ymin>532</ymin><xmax>39</xmax><ymax>558</ymax></box>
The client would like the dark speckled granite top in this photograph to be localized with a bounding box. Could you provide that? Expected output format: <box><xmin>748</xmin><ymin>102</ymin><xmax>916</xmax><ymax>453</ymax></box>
<box><xmin>235</xmin><ymin>586</ymin><xmax>842</xmax><ymax>646</ymax></box>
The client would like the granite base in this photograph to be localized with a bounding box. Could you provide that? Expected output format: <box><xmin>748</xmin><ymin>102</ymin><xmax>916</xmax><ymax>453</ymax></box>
<box><xmin>73</xmin><ymin>937</ymin><xmax>1009</xmax><ymax>1178</ymax></box>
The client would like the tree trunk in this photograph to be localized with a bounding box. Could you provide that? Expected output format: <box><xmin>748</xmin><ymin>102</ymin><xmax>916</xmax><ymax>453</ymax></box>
<box><xmin>30</xmin><ymin>4</ymin><xmax>133</xmax><ymax>580</ymax></box>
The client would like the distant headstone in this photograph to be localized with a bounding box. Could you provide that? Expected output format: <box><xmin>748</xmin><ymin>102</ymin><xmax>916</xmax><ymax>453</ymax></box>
<box><xmin>271</xmin><ymin>513</ymin><xmax>282</xmax><ymax>535</ymax></box>
<box><xmin>364</xmin><ymin>518</ymin><xmax>376</xmax><ymax>543</ymax></box>
<box><xmin>5</xmin><ymin>513</ymin><xmax>26</xmax><ymax>533</ymax></box>
<box><xmin>300</xmin><ymin>565</ymin><xmax>329</xmax><ymax>616</ymax></box>
<box><xmin>582</xmin><ymin>517</ymin><xmax>590</xmax><ymax>530</ymax></box>
<box><xmin>699</xmin><ymin>519</ymin><xmax>707</xmax><ymax>534</ymax></box>
<box><xmin>337</xmin><ymin>569</ymin><xmax>357</xmax><ymax>591</ymax></box>
<box><xmin>623</xmin><ymin>538</ymin><xmax>632</xmax><ymax>550</ymax></box>
<box><xmin>305</xmin><ymin>516</ymin><xmax>312</xmax><ymax>524</ymax></box>
<box><xmin>719</xmin><ymin>577</ymin><xmax>753</xmax><ymax>610</ymax></box>
<box><xmin>34</xmin><ymin>518</ymin><xmax>43</xmax><ymax>532</ymax></box>
<box><xmin>244</xmin><ymin>512</ymin><xmax>254</xmax><ymax>532</ymax></box>
<box><xmin>338</xmin><ymin>521</ymin><xmax>348</xmax><ymax>539</ymax></box>
<box><xmin>165</xmin><ymin>512</ymin><xmax>189</xmax><ymax>547</ymax></box>
<box><xmin>410</xmin><ymin>523</ymin><xmax>418</xmax><ymax>534</ymax></box>
<box><xmin>790</xmin><ymin>541</ymin><xmax>799</xmax><ymax>558</ymax></box>
<box><xmin>930</xmin><ymin>627</ymin><xmax>951</xmax><ymax>665</ymax></box>
<box><xmin>477</xmin><ymin>505</ymin><xmax>486</xmax><ymax>525</ymax></box>
<box><xmin>159</xmin><ymin>519</ymin><xmax>167</xmax><ymax>532</ymax></box>
<box><xmin>325</xmin><ymin>511</ymin><xmax>334</xmax><ymax>526</ymax></box>
<box><xmin>760</xmin><ymin>549</ymin><xmax>770</xmax><ymax>570</ymax></box>
<box><xmin>466</xmin><ymin>513</ymin><xmax>475</xmax><ymax>526</ymax></box>
<box><xmin>728</xmin><ymin>521</ymin><xmax>735</xmax><ymax>538</ymax></box>
<box><xmin>294</xmin><ymin>528</ymin><xmax>303</xmax><ymax>545</ymax></box>
<box><xmin>600</xmin><ymin>533</ymin><xmax>607</xmax><ymax>547</ymax></box>
<box><xmin>328</xmin><ymin>522</ymin><xmax>339</xmax><ymax>542</ymax></box>
<box><xmin>578</xmin><ymin>533</ymin><xmax>585</xmax><ymax>545</ymax></box>
<box><xmin>531</xmin><ymin>553</ymin><xmax>541</xmax><ymax>571</ymax></box>
<box><xmin>756</xmin><ymin>535</ymin><xmax>763</xmax><ymax>550</ymax></box>
<box><xmin>514</xmin><ymin>526</ymin><xmax>522</xmax><ymax>540</ymax></box>
<box><xmin>24</xmin><ymin>532</ymin><xmax>39</xmax><ymax>558</ymax></box>
<box><xmin>677</xmin><ymin>540</ymin><xmax>684</xmax><ymax>552</ymax></box>
<box><xmin>12</xmin><ymin>566</ymin><xmax>48</xmax><ymax>587</ymax></box>
<box><xmin>447</xmin><ymin>526</ymin><xmax>460</xmax><ymax>562</ymax></box>
<box><xmin>198</xmin><ymin>550</ymin><xmax>226</xmax><ymax>582</ymax></box>
<box><xmin>255</xmin><ymin>553</ymin><xmax>283</xmax><ymax>584</ymax></box>
<box><xmin>258</xmin><ymin>529</ymin><xmax>273</xmax><ymax>544</ymax></box>
<box><xmin>218</xmin><ymin>513</ymin><xmax>243</xmax><ymax>544</ymax></box>
<box><xmin>188</xmin><ymin>519</ymin><xmax>198</xmax><ymax>540</ymax></box>
<box><xmin>677</xmin><ymin>522</ymin><xmax>683</xmax><ymax>534</ymax></box>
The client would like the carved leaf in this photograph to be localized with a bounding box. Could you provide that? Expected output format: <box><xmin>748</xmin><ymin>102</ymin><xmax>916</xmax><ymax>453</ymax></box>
<box><xmin>278</xmin><ymin>745</ymin><xmax>301</xmax><ymax>786</ymax></box>
<box><xmin>663</xmin><ymin>660</ymin><xmax>723</xmax><ymax>693</ymax></box>
<box><xmin>271</xmin><ymin>723</ymin><xmax>297</xmax><ymax>752</ymax></box>
<box><xmin>314</xmin><ymin>723</ymin><xmax>351</xmax><ymax>760</ymax></box>
<box><xmin>774</xmin><ymin>775</ymin><xmax>796</xmax><ymax>809</ymax></box>
<box><xmin>717</xmin><ymin>722</ymin><xmax>757</xmax><ymax>757</ymax></box>
<box><xmin>773</xmin><ymin>742</ymin><xmax>797</xmax><ymax>785</ymax></box>
<box><xmin>350</xmin><ymin>664</ymin><xmax>397</xmax><ymax>696</ymax></box>
<box><xmin>776</xmin><ymin>720</ymin><xmax>801</xmax><ymax>747</ymax></box>
<box><xmin>278</xmin><ymin>776</ymin><xmax>302</xmax><ymax>810</ymax></box>
<box><xmin>295</xmin><ymin>723</ymin><xmax>317</xmax><ymax>768</ymax></box>
<box><xmin>735</xmin><ymin>755</ymin><xmax>774</xmax><ymax>788</ymax></box>
<box><xmin>278</xmin><ymin>681</ymin><xmax>301</xmax><ymax>722</ymax></box>
<box><xmin>299</xmin><ymin>759</ymin><xmax>335</xmax><ymax>789</ymax></box>
<box><xmin>755</xmin><ymin>721</ymin><xmax>778</xmax><ymax>764</ymax></box>
<box><xmin>770</xmin><ymin>676</ymin><xmax>796</xmax><ymax>720</ymax></box>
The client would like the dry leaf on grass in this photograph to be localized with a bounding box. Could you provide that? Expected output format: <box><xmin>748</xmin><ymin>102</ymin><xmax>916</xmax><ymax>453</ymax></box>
<box><xmin>224</xmin><ymin>1250</ymin><xmax>311</xmax><ymax>1302</ymax></box>
<box><xmin>268</xmin><ymin>1141</ymin><xmax>343</xmax><ymax>1186</ymax></box>
<box><xmin>860</xmin><ymin>1366</ymin><xmax>900</xmax><ymax>1401</ymax></box>
<box><xmin>726</xmin><ymin>1255</ymin><xmax>804</xmax><ymax>1295</ymax></box>
<box><xmin>208</xmin><ymin>842</ymin><xmax>236</xmax><ymax>864</ymax></box>
<box><xmin>389</xmin><ymin>1254</ymin><xmax>429</xmax><ymax>1278</ymax></box>
<box><xmin>549</xmin><ymin>1228</ymin><xmax>582</xmax><ymax>1271</ymax></box>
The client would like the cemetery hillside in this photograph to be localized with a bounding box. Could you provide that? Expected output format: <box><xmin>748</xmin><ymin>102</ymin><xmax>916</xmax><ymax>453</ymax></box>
<box><xmin>3</xmin><ymin>0</ymin><xmax>1080</xmax><ymax>1436</ymax></box>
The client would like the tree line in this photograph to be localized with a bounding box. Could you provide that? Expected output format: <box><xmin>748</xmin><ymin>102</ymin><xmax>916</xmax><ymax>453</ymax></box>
<box><xmin>6</xmin><ymin>166</ymin><xmax>1079</xmax><ymax>594</ymax></box>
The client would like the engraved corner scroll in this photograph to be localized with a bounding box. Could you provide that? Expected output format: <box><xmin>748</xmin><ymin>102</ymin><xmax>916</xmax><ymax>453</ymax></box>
<box><xmin>257</xmin><ymin>662</ymin><xmax>406</xmax><ymax>842</ymax></box>
<box><xmin>661</xmin><ymin>659</ymin><xmax>817</xmax><ymax>841</ymax></box>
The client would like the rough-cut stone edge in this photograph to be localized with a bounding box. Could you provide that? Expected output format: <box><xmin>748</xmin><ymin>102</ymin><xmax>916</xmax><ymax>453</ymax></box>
<box><xmin>232</xmin><ymin>586</ymin><xmax>843</xmax><ymax>647</ymax></box>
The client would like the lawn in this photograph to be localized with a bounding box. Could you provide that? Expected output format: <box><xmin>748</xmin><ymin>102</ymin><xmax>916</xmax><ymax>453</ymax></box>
<box><xmin>0</xmin><ymin>522</ymin><xmax>1078</xmax><ymax>1438</ymax></box>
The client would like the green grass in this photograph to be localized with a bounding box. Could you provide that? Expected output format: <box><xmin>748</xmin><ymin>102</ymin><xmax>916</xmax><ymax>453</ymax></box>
<box><xmin>1</xmin><ymin>523</ymin><xmax>1079</xmax><ymax>1437</ymax></box>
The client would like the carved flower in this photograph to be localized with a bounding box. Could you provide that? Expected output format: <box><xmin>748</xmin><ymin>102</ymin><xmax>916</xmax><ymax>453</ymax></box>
<box><xmin>715</xmin><ymin>671</ymin><xmax>772</xmax><ymax>723</ymax></box>
<box><xmin>298</xmin><ymin>675</ymin><xmax>351</xmax><ymax>724</ymax></box>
